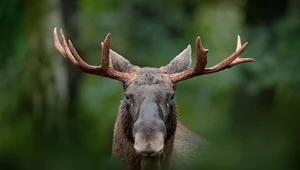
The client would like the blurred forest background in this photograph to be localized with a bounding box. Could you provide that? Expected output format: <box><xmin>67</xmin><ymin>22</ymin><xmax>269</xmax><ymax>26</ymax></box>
<box><xmin>1</xmin><ymin>0</ymin><xmax>300</xmax><ymax>169</ymax></box>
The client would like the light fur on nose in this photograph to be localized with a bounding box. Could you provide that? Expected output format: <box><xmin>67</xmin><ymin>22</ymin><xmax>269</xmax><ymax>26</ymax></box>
<box><xmin>134</xmin><ymin>132</ymin><xmax>164</xmax><ymax>156</ymax></box>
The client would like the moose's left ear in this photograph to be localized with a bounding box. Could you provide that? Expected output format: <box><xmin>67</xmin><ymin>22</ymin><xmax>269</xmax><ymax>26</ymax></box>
<box><xmin>161</xmin><ymin>45</ymin><xmax>192</xmax><ymax>74</ymax></box>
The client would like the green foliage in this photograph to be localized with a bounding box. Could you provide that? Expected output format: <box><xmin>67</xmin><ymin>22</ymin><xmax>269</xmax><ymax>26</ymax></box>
<box><xmin>0</xmin><ymin>0</ymin><xmax>300</xmax><ymax>169</ymax></box>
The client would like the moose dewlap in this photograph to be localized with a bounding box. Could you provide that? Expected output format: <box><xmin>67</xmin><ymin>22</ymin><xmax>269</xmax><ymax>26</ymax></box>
<box><xmin>53</xmin><ymin>27</ymin><xmax>254</xmax><ymax>170</ymax></box>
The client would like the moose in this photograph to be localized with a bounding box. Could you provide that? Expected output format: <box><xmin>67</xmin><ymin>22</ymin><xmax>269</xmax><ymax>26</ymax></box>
<box><xmin>53</xmin><ymin>27</ymin><xmax>254</xmax><ymax>170</ymax></box>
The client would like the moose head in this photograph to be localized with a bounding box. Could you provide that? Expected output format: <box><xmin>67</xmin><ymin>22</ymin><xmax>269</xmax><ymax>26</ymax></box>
<box><xmin>53</xmin><ymin>27</ymin><xmax>254</xmax><ymax>169</ymax></box>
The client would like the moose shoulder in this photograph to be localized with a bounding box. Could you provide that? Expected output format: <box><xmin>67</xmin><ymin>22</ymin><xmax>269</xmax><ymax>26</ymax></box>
<box><xmin>53</xmin><ymin>28</ymin><xmax>254</xmax><ymax>170</ymax></box>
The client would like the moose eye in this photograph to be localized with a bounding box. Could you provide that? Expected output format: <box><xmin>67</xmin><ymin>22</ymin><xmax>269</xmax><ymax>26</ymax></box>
<box><xmin>169</xmin><ymin>93</ymin><xmax>175</xmax><ymax>101</ymax></box>
<box><xmin>124</xmin><ymin>94</ymin><xmax>130</xmax><ymax>100</ymax></box>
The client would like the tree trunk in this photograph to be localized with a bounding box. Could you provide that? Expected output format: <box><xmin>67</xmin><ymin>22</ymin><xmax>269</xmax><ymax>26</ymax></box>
<box><xmin>60</xmin><ymin>0</ymin><xmax>82</xmax><ymax>117</ymax></box>
<box><xmin>24</xmin><ymin>0</ymin><xmax>68</xmax><ymax>130</ymax></box>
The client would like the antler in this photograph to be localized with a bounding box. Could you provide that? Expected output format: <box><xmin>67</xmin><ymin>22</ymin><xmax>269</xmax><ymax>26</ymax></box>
<box><xmin>169</xmin><ymin>35</ymin><xmax>255</xmax><ymax>83</ymax></box>
<box><xmin>53</xmin><ymin>27</ymin><xmax>132</xmax><ymax>83</ymax></box>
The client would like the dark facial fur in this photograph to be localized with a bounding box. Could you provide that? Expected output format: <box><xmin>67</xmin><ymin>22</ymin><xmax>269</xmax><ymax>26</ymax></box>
<box><xmin>120</xmin><ymin>68</ymin><xmax>178</xmax><ymax>144</ymax></box>
<box><xmin>110</xmin><ymin>43</ymin><xmax>195</xmax><ymax>169</ymax></box>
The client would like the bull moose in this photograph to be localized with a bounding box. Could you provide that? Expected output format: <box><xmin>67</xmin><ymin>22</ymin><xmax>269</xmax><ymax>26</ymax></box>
<box><xmin>53</xmin><ymin>27</ymin><xmax>254</xmax><ymax>170</ymax></box>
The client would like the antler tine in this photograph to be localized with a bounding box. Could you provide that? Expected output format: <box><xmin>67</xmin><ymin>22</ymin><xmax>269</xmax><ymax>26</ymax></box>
<box><xmin>169</xmin><ymin>37</ymin><xmax>209</xmax><ymax>83</ymax></box>
<box><xmin>227</xmin><ymin>35</ymin><xmax>255</xmax><ymax>68</ymax></box>
<box><xmin>59</xmin><ymin>29</ymin><xmax>80</xmax><ymax>65</ymax></box>
<box><xmin>53</xmin><ymin>27</ymin><xmax>132</xmax><ymax>83</ymax></box>
<box><xmin>194</xmin><ymin>37</ymin><xmax>208</xmax><ymax>73</ymax></box>
<box><xmin>59</xmin><ymin>28</ymin><xmax>101</xmax><ymax>74</ymax></box>
<box><xmin>101</xmin><ymin>33</ymin><xmax>110</xmax><ymax>70</ymax></box>
<box><xmin>170</xmin><ymin>35</ymin><xmax>255</xmax><ymax>83</ymax></box>
<box><xmin>67</xmin><ymin>39</ymin><xmax>102</xmax><ymax>74</ymax></box>
<box><xmin>203</xmin><ymin>36</ymin><xmax>254</xmax><ymax>74</ymax></box>
<box><xmin>202</xmin><ymin>41</ymin><xmax>248</xmax><ymax>74</ymax></box>
<box><xmin>54</xmin><ymin>28</ymin><xmax>66</xmax><ymax>57</ymax></box>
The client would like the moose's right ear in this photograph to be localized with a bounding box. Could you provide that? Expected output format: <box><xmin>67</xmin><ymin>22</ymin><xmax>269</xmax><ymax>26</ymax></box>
<box><xmin>109</xmin><ymin>49</ymin><xmax>133</xmax><ymax>73</ymax></box>
<box><xmin>101</xmin><ymin>42</ymin><xmax>133</xmax><ymax>73</ymax></box>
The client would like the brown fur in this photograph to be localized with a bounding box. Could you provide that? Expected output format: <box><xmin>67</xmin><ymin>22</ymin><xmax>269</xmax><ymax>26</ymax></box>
<box><xmin>112</xmin><ymin>104</ymin><xmax>207</xmax><ymax>170</ymax></box>
<box><xmin>111</xmin><ymin>68</ymin><xmax>207</xmax><ymax>170</ymax></box>
<box><xmin>112</xmin><ymin>101</ymin><xmax>176</xmax><ymax>170</ymax></box>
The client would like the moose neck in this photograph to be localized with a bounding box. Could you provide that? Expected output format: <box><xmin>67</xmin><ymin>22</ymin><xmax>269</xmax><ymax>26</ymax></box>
<box><xmin>141</xmin><ymin>156</ymin><xmax>161</xmax><ymax>170</ymax></box>
<box><xmin>112</xmin><ymin>103</ymin><xmax>176</xmax><ymax>170</ymax></box>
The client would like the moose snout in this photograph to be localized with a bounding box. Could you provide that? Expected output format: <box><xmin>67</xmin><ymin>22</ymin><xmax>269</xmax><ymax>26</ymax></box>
<box><xmin>133</xmin><ymin>99</ymin><xmax>167</xmax><ymax>156</ymax></box>
<box><xmin>133</xmin><ymin>132</ymin><xmax>164</xmax><ymax>156</ymax></box>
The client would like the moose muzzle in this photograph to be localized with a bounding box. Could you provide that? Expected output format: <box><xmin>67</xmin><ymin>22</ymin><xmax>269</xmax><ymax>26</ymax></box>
<box><xmin>134</xmin><ymin>132</ymin><xmax>164</xmax><ymax>156</ymax></box>
<box><xmin>132</xmin><ymin>99</ymin><xmax>166</xmax><ymax>156</ymax></box>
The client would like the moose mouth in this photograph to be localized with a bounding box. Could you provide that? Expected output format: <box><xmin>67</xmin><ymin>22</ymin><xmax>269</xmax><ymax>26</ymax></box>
<box><xmin>136</xmin><ymin>148</ymin><xmax>164</xmax><ymax>157</ymax></box>
<box><xmin>134</xmin><ymin>132</ymin><xmax>165</xmax><ymax>157</ymax></box>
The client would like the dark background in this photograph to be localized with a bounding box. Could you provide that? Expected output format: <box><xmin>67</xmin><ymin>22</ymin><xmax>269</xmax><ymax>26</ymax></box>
<box><xmin>0</xmin><ymin>0</ymin><xmax>299</xmax><ymax>169</ymax></box>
